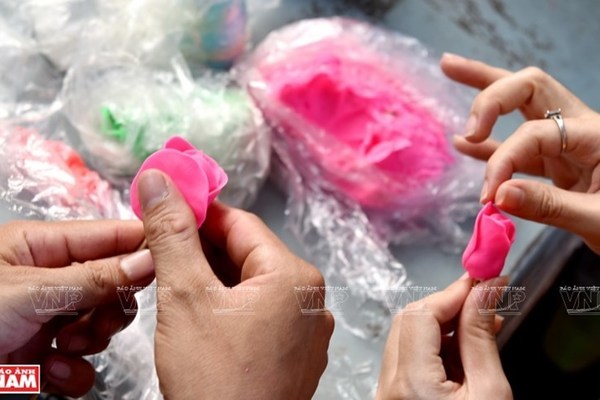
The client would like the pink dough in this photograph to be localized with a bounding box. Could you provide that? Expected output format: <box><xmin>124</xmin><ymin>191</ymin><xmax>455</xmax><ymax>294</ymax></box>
<box><xmin>462</xmin><ymin>202</ymin><xmax>516</xmax><ymax>280</ymax></box>
<box><xmin>258</xmin><ymin>38</ymin><xmax>453</xmax><ymax>208</ymax></box>
<box><xmin>130</xmin><ymin>136</ymin><xmax>227</xmax><ymax>227</ymax></box>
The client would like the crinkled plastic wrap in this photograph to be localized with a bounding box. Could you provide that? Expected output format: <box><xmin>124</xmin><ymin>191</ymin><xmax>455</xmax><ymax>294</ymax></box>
<box><xmin>315</xmin><ymin>353</ymin><xmax>377</xmax><ymax>399</ymax></box>
<box><xmin>282</xmin><ymin>175</ymin><xmax>407</xmax><ymax>340</ymax></box>
<box><xmin>244</xmin><ymin>17</ymin><xmax>483</xmax><ymax>248</ymax></box>
<box><xmin>0</xmin><ymin>111</ymin><xmax>132</xmax><ymax>220</ymax></box>
<box><xmin>84</xmin><ymin>287</ymin><xmax>162</xmax><ymax>400</ymax></box>
<box><xmin>62</xmin><ymin>54</ymin><xmax>270</xmax><ymax>208</ymax></box>
<box><xmin>241</xmin><ymin>18</ymin><xmax>482</xmax><ymax>339</ymax></box>
<box><xmin>18</xmin><ymin>0</ymin><xmax>248</xmax><ymax>72</ymax></box>
<box><xmin>0</xmin><ymin>8</ymin><xmax>62</xmax><ymax>118</ymax></box>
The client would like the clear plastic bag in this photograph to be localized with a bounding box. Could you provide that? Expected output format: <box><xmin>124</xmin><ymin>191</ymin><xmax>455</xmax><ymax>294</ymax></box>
<box><xmin>243</xmin><ymin>17</ymin><xmax>483</xmax><ymax>248</ymax></box>
<box><xmin>17</xmin><ymin>0</ymin><xmax>248</xmax><ymax>73</ymax></box>
<box><xmin>241</xmin><ymin>17</ymin><xmax>483</xmax><ymax>340</ymax></box>
<box><xmin>61</xmin><ymin>53</ymin><xmax>270</xmax><ymax>208</ymax></box>
<box><xmin>0</xmin><ymin>10</ymin><xmax>62</xmax><ymax>118</ymax></box>
<box><xmin>84</xmin><ymin>286</ymin><xmax>162</xmax><ymax>400</ymax></box>
<box><xmin>0</xmin><ymin>109</ymin><xmax>132</xmax><ymax>221</ymax></box>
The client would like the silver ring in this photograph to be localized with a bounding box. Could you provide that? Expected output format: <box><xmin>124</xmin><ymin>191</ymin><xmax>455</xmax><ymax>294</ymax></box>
<box><xmin>545</xmin><ymin>108</ymin><xmax>567</xmax><ymax>153</ymax></box>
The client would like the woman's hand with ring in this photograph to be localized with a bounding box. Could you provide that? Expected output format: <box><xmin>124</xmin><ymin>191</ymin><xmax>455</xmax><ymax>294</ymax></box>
<box><xmin>441</xmin><ymin>53</ymin><xmax>600</xmax><ymax>253</ymax></box>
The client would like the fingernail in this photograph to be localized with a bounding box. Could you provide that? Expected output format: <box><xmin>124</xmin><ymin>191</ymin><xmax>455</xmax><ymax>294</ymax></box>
<box><xmin>442</xmin><ymin>52</ymin><xmax>464</xmax><ymax>60</ymax></box>
<box><xmin>120</xmin><ymin>249</ymin><xmax>155</xmax><ymax>281</ymax></box>
<box><xmin>138</xmin><ymin>169</ymin><xmax>168</xmax><ymax>211</ymax></box>
<box><xmin>496</xmin><ymin>185</ymin><xmax>524</xmax><ymax>210</ymax></box>
<box><xmin>48</xmin><ymin>360</ymin><xmax>70</xmax><ymax>380</ymax></box>
<box><xmin>464</xmin><ymin>114</ymin><xmax>477</xmax><ymax>137</ymax></box>
<box><xmin>66</xmin><ymin>334</ymin><xmax>88</xmax><ymax>352</ymax></box>
<box><xmin>480</xmin><ymin>180</ymin><xmax>489</xmax><ymax>203</ymax></box>
<box><xmin>497</xmin><ymin>315</ymin><xmax>505</xmax><ymax>324</ymax></box>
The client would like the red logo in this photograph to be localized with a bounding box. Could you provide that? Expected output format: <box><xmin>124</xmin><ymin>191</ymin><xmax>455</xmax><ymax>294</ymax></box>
<box><xmin>0</xmin><ymin>365</ymin><xmax>41</xmax><ymax>394</ymax></box>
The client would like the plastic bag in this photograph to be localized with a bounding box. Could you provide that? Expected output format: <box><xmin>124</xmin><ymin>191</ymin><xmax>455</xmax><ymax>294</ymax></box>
<box><xmin>0</xmin><ymin>110</ymin><xmax>132</xmax><ymax>221</ymax></box>
<box><xmin>247</xmin><ymin>18</ymin><xmax>481</xmax><ymax>247</ymax></box>
<box><xmin>18</xmin><ymin>0</ymin><xmax>247</xmax><ymax>73</ymax></box>
<box><xmin>61</xmin><ymin>53</ymin><xmax>270</xmax><ymax>208</ymax></box>
<box><xmin>244</xmin><ymin>17</ymin><xmax>483</xmax><ymax>248</ymax></box>
<box><xmin>241</xmin><ymin>17</ymin><xmax>482</xmax><ymax>339</ymax></box>
<box><xmin>84</xmin><ymin>286</ymin><xmax>162</xmax><ymax>400</ymax></box>
<box><xmin>0</xmin><ymin>10</ymin><xmax>62</xmax><ymax>118</ymax></box>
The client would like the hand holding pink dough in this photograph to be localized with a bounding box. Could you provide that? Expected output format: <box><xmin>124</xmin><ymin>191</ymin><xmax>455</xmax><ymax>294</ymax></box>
<box><xmin>130</xmin><ymin>136</ymin><xmax>228</xmax><ymax>227</ymax></box>
<box><xmin>462</xmin><ymin>202</ymin><xmax>515</xmax><ymax>280</ymax></box>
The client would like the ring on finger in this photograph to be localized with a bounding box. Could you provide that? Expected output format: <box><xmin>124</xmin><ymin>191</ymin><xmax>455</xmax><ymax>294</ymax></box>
<box><xmin>544</xmin><ymin>108</ymin><xmax>567</xmax><ymax>153</ymax></box>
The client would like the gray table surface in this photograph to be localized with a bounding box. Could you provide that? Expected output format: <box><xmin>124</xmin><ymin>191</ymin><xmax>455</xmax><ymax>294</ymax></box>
<box><xmin>1</xmin><ymin>0</ymin><xmax>599</xmax><ymax>398</ymax></box>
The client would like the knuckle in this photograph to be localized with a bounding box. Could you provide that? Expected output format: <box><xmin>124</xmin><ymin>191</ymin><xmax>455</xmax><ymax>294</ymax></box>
<box><xmin>536</xmin><ymin>188</ymin><xmax>562</xmax><ymax>221</ymax></box>
<box><xmin>466</xmin><ymin>314</ymin><xmax>496</xmax><ymax>339</ymax></box>
<box><xmin>304</xmin><ymin>265</ymin><xmax>326</xmax><ymax>288</ymax></box>
<box><xmin>80</xmin><ymin>260</ymin><xmax>115</xmax><ymax>293</ymax></box>
<box><xmin>228</xmin><ymin>207</ymin><xmax>265</xmax><ymax>227</ymax></box>
<box><xmin>238</xmin><ymin>209</ymin><xmax>263</xmax><ymax>225</ymax></box>
<box><xmin>522</xmin><ymin>65</ymin><xmax>550</xmax><ymax>84</ymax></box>
<box><xmin>146</xmin><ymin>207</ymin><xmax>197</xmax><ymax>246</ymax></box>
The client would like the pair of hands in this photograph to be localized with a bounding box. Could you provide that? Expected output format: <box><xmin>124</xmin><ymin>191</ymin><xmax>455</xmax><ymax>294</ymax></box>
<box><xmin>377</xmin><ymin>53</ymin><xmax>600</xmax><ymax>399</ymax></box>
<box><xmin>3</xmin><ymin>53</ymin><xmax>596</xmax><ymax>398</ymax></box>
<box><xmin>0</xmin><ymin>178</ymin><xmax>510</xmax><ymax>400</ymax></box>
<box><xmin>0</xmin><ymin>170</ymin><xmax>333</xmax><ymax>398</ymax></box>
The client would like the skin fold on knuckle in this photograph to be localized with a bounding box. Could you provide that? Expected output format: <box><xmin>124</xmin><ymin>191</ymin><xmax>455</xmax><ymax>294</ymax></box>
<box><xmin>463</xmin><ymin>312</ymin><xmax>496</xmax><ymax>343</ymax></box>
<box><xmin>77</xmin><ymin>259</ymin><xmax>119</xmax><ymax>297</ymax></box>
<box><xmin>146</xmin><ymin>208</ymin><xmax>197</xmax><ymax>249</ymax></box>
<box><xmin>535</xmin><ymin>187</ymin><xmax>563</xmax><ymax>222</ymax></box>
<box><xmin>521</xmin><ymin>65</ymin><xmax>551</xmax><ymax>98</ymax></box>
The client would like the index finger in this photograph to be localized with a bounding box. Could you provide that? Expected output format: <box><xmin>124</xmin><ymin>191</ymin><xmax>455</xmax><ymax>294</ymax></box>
<box><xmin>201</xmin><ymin>202</ymin><xmax>287</xmax><ymax>279</ymax></box>
<box><xmin>440</xmin><ymin>53</ymin><xmax>510</xmax><ymax>90</ymax></box>
<box><xmin>482</xmin><ymin>117</ymin><xmax>597</xmax><ymax>203</ymax></box>
<box><xmin>0</xmin><ymin>220</ymin><xmax>144</xmax><ymax>268</ymax></box>
<box><xmin>441</xmin><ymin>54</ymin><xmax>588</xmax><ymax>143</ymax></box>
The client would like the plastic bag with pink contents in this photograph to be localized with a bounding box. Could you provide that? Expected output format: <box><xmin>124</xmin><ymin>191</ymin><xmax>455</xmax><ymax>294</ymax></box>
<box><xmin>243</xmin><ymin>17</ymin><xmax>483</xmax><ymax>248</ymax></box>
<box><xmin>241</xmin><ymin>18</ymin><xmax>482</xmax><ymax>339</ymax></box>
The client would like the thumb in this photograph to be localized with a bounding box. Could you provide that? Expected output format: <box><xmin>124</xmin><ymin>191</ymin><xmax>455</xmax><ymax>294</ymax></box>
<box><xmin>495</xmin><ymin>179</ymin><xmax>600</xmax><ymax>237</ymax></box>
<box><xmin>136</xmin><ymin>169</ymin><xmax>218</xmax><ymax>289</ymax></box>
<box><xmin>458</xmin><ymin>277</ymin><xmax>511</xmax><ymax>397</ymax></box>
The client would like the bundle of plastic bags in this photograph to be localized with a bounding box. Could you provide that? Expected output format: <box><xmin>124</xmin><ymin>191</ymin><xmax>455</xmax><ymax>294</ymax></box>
<box><xmin>19</xmin><ymin>0</ymin><xmax>252</xmax><ymax>72</ymax></box>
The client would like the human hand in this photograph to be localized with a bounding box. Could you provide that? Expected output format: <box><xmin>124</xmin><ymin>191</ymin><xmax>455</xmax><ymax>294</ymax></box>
<box><xmin>376</xmin><ymin>275</ymin><xmax>512</xmax><ymax>400</ymax></box>
<box><xmin>0</xmin><ymin>219</ymin><xmax>155</xmax><ymax>397</ymax></box>
<box><xmin>135</xmin><ymin>169</ymin><xmax>334</xmax><ymax>400</ymax></box>
<box><xmin>441</xmin><ymin>53</ymin><xmax>600</xmax><ymax>253</ymax></box>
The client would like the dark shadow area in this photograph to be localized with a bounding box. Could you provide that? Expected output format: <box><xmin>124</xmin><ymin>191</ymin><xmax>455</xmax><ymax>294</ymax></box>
<box><xmin>500</xmin><ymin>244</ymin><xmax>600</xmax><ymax>400</ymax></box>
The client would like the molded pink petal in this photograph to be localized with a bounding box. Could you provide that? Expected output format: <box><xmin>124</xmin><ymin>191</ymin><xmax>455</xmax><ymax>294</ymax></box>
<box><xmin>165</xmin><ymin>136</ymin><xmax>228</xmax><ymax>202</ymax></box>
<box><xmin>164</xmin><ymin>136</ymin><xmax>195</xmax><ymax>152</ymax></box>
<box><xmin>462</xmin><ymin>202</ymin><xmax>516</xmax><ymax>280</ymax></box>
<box><xmin>130</xmin><ymin>149</ymin><xmax>210</xmax><ymax>227</ymax></box>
